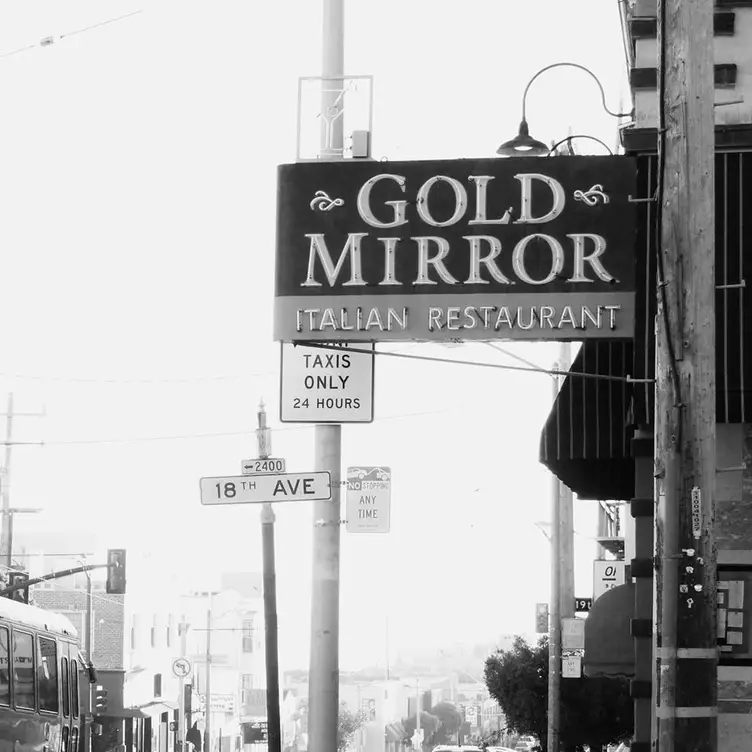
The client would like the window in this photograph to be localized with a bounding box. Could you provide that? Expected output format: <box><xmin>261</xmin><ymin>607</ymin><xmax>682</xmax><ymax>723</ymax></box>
<box><xmin>0</xmin><ymin>628</ymin><xmax>9</xmax><ymax>706</ymax></box>
<box><xmin>71</xmin><ymin>727</ymin><xmax>78</xmax><ymax>752</ymax></box>
<box><xmin>71</xmin><ymin>660</ymin><xmax>79</xmax><ymax>718</ymax></box>
<box><xmin>154</xmin><ymin>673</ymin><xmax>162</xmax><ymax>698</ymax></box>
<box><xmin>151</xmin><ymin>615</ymin><xmax>158</xmax><ymax>648</ymax></box>
<box><xmin>37</xmin><ymin>637</ymin><xmax>59</xmax><ymax>712</ymax></box>
<box><xmin>167</xmin><ymin>615</ymin><xmax>175</xmax><ymax>648</ymax></box>
<box><xmin>62</xmin><ymin>726</ymin><xmax>70</xmax><ymax>752</ymax></box>
<box><xmin>241</xmin><ymin>674</ymin><xmax>253</xmax><ymax>705</ymax></box>
<box><xmin>61</xmin><ymin>658</ymin><xmax>70</xmax><ymax>717</ymax></box>
<box><xmin>13</xmin><ymin>631</ymin><xmax>35</xmax><ymax>709</ymax></box>
<box><xmin>242</xmin><ymin>620</ymin><xmax>254</xmax><ymax>653</ymax></box>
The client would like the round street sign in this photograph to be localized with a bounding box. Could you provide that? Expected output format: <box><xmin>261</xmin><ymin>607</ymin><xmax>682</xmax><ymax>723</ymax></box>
<box><xmin>172</xmin><ymin>658</ymin><xmax>192</xmax><ymax>678</ymax></box>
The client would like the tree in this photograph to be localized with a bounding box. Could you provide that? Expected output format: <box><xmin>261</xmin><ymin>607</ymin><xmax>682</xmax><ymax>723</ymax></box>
<box><xmin>337</xmin><ymin>703</ymin><xmax>368</xmax><ymax>752</ymax></box>
<box><xmin>401</xmin><ymin>711</ymin><xmax>440</xmax><ymax>750</ymax></box>
<box><xmin>428</xmin><ymin>702</ymin><xmax>463</xmax><ymax>745</ymax></box>
<box><xmin>484</xmin><ymin>636</ymin><xmax>632</xmax><ymax>752</ymax></box>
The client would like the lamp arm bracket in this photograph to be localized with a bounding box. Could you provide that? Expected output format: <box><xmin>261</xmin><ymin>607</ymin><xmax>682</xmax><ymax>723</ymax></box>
<box><xmin>522</xmin><ymin>62</ymin><xmax>634</xmax><ymax>121</ymax></box>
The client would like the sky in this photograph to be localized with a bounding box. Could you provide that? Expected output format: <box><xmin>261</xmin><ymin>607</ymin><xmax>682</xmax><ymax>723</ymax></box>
<box><xmin>0</xmin><ymin>0</ymin><xmax>629</xmax><ymax>671</ymax></box>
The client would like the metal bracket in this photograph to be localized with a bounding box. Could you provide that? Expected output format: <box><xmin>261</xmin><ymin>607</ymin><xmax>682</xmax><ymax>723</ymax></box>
<box><xmin>717</xmin><ymin>281</ymin><xmax>746</xmax><ymax>290</ymax></box>
<box><xmin>626</xmin><ymin>375</ymin><xmax>655</xmax><ymax>384</ymax></box>
<box><xmin>628</xmin><ymin>188</ymin><xmax>658</xmax><ymax>204</ymax></box>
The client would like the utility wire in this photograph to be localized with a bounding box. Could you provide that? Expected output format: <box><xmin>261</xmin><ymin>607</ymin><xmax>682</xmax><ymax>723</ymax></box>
<box><xmin>0</xmin><ymin>9</ymin><xmax>142</xmax><ymax>61</ymax></box>
<box><xmin>0</xmin><ymin>370</ymin><xmax>274</xmax><ymax>384</ymax></box>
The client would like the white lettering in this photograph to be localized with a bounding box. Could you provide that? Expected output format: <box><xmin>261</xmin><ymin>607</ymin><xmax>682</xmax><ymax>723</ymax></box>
<box><xmin>463</xmin><ymin>235</ymin><xmax>512</xmax><ymax>284</ymax></box>
<box><xmin>468</xmin><ymin>176</ymin><xmax>513</xmax><ymax>225</ymax></box>
<box><xmin>516</xmin><ymin>173</ymin><xmax>566</xmax><ymax>224</ymax></box>
<box><xmin>512</xmin><ymin>234</ymin><xmax>565</xmax><ymax>285</ymax></box>
<box><xmin>414</xmin><ymin>236</ymin><xmax>459</xmax><ymax>284</ymax></box>
<box><xmin>416</xmin><ymin>176</ymin><xmax>467</xmax><ymax>227</ymax></box>
<box><xmin>378</xmin><ymin>237</ymin><xmax>402</xmax><ymax>285</ymax></box>
<box><xmin>356</xmin><ymin>174</ymin><xmax>408</xmax><ymax>228</ymax></box>
<box><xmin>567</xmin><ymin>233</ymin><xmax>614</xmax><ymax>283</ymax></box>
<box><xmin>302</xmin><ymin>233</ymin><xmax>367</xmax><ymax>287</ymax></box>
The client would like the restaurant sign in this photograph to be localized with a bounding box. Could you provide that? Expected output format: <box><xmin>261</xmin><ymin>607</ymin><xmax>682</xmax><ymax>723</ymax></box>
<box><xmin>274</xmin><ymin>156</ymin><xmax>637</xmax><ymax>342</ymax></box>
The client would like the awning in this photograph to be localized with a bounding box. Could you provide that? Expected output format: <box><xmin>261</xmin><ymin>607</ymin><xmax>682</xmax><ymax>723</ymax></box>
<box><xmin>539</xmin><ymin>340</ymin><xmax>635</xmax><ymax>501</ymax></box>
<box><xmin>583</xmin><ymin>583</ymin><xmax>635</xmax><ymax>679</ymax></box>
<box><xmin>384</xmin><ymin>722</ymin><xmax>406</xmax><ymax>743</ymax></box>
<box><xmin>539</xmin><ymin>151</ymin><xmax>752</xmax><ymax>501</ymax></box>
<box><xmin>119</xmin><ymin>700</ymin><xmax>178</xmax><ymax>719</ymax></box>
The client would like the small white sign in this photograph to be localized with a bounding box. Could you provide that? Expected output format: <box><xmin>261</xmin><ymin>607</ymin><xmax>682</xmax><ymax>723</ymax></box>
<box><xmin>691</xmin><ymin>486</ymin><xmax>701</xmax><ymax>539</ymax></box>
<box><xmin>172</xmin><ymin>658</ymin><xmax>192</xmax><ymax>678</ymax></box>
<box><xmin>562</xmin><ymin>655</ymin><xmax>581</xmax><ymax>679</ymax></box>
<box><xmin>280</xmin><ymin>342</ymin><xmax>374</xmax><ymax>423</ymax></box>
<box><xmin>593</xmin><ymin>559</ymin><xmax>626</xmax><ymax>601</ymax></box>
<box><xmin>200</xmin><ymin>472</ymin><xmax>331</xmax><ymax>505</ymax></box>
<box><xmin>242</xmin><ymin>457</ymin><xmax>286</xmax><ymax>475</ymax></box>
<box><xmin>561</xmin><ymin>617</ymin><xmax>585</xmax><ymax>650</ymax></box>
<box><xmin>346</xmin><ymin>466</ymin><xmax>391</xmax><ymax>533</ymax></box>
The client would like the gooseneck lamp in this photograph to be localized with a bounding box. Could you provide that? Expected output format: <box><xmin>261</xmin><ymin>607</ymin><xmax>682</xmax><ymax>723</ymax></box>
<box><xmin>496</xmin><ymin>62</ymin><xmax>633</xmax><ymax>157</ymax></box>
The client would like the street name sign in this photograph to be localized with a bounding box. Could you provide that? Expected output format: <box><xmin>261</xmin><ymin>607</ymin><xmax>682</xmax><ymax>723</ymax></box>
<box><xmin>200</xmin><ymin>472</ymin><xmax>331</xmax><ymax>505</ymax></box>
<box><xmin>242</xmin><ymin>457</ymin><xmax>286</xmax><ymax>475</ymax></box>
<box><xmin>593</xmin><ymin>559</ymin><xmax>626</xmax><ymax>600</ymax></box>
<box><xmin>280</xmin><ymin>342</ymin><xmax>374</xmax><ymax>423</ymax></box>
<box><xmin>346</xmin><ymin>466</ymin><xmax>391</xmax><ymax>533</ymax></box>
<box><xmin>575</xmin><ymin>596</ymin><xmax>593</xmax><ymax>613</ymax></box>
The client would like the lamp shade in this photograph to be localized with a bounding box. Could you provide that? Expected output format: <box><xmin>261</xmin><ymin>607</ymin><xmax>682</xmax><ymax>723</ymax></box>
<box><xmin>496</xmin><ymin>119</ymin><xmax>549</xmax><ymax>157</ymax></box>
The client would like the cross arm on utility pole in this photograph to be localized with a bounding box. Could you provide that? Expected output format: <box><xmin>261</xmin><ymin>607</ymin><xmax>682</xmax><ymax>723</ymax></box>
<box><xmin>0</xmin><ymin>562</ymin><xmax>111</xmax><ymax>597</ymax></box>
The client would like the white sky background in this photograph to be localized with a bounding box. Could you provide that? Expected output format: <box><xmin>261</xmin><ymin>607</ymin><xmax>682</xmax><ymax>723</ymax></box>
<box><xmin>0</xmin><ymin>1</ymin><xmax>629</xmax><ymax>671</ymax></box>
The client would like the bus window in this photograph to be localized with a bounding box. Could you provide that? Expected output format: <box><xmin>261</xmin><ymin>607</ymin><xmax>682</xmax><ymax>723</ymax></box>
<box><xmin>13</xmin><ymin>631</ymin><xmax>35</xmax><ymax>709</ymax></box>
<box><xmin>71</xmin><ymin>727</ymin><xmax>79</xmax><ymax>752</ymax></box>
<box><xmin>38</xmin><ymin>637</ymin><xmax>59</xmax><ymax>712</ymax></box>
<box><xmin>71</xmin><ymin>659</ymin><xmax>79</xmax><ymax>717</ymax></box>
<box><xmin>0</xmin><ymin>627</ymin><xmax>9</xmax><ymax>705</ymax></box>
<box><xmin>61</xmin><ymin>656</ymin><xmax>70</xmax><ymax>717</ymax></box>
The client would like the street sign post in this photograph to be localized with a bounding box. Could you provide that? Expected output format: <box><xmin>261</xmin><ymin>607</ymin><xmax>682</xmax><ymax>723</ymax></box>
<box><xmin>200</xmin><ymin>472</ymin><xmax>331</xmax><ymax>505</ymax></box>
<box><xmin>242</xmin><ymin>457</ymin><xmax>286</xmax><ymax>475</ymax></box>
<box><xmin>574</xmin><ymin>596</ymin><xmax>593</xmax><ymax>613</ymax></box>
<box><xmin>345</xmin><ymin>466</ymin><xmax>391</xmax><ymax>533</ymax></box>
<box><xmin>279</xmin><ymin>342</ymin><xmax>375</xmax><ymax>423</ymax></box>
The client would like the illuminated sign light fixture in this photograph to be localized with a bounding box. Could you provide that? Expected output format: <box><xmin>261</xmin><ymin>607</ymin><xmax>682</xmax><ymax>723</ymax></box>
<box><xmin>496</xmin><ymin>62</ymin><xmax>634</xmax><ymax>157</ymax></box>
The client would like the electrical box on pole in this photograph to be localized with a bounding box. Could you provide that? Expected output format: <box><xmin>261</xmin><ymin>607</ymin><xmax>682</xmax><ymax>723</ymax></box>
<box><xmin>106</xmin><ymin>549</ymin><xmax>126</xmax><ymax>594</ymax></box>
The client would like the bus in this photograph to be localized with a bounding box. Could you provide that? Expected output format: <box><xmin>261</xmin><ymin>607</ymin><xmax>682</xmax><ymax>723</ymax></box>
<box><xmin>0</xmin><ymin>596</ymin><xmax>89</xmax><ymax>752</ymax></box>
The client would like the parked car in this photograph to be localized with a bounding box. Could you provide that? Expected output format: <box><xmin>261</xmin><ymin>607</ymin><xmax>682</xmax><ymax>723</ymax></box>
<box><xmin>513</xmin><ymin>738</ymin><xmax>536</xmax><ymax>752</ymax></box>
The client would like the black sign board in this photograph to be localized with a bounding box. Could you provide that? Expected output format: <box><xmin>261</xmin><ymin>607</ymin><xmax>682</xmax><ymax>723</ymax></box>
<box><xmin>575</xmin><ymin>596</ymin><xmax>593</xmax><ymax>613</ymax></box>
<box><xmin>243</xmin><ymin>722</ymin><xmax>268</xmax><ymax>744</ymax></box>
<box><xmin>274</xmin><ymin>156</ymin><xmax>637</xmax><ymax>342</ymax></box>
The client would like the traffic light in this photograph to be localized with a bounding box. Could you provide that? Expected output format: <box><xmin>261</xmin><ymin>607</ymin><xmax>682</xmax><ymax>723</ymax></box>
<box><xmin>535</xmin><ymin>602</ymin><xmax>549</xmax><ymax>634</ymax></box>
<box><xmin>94</xmin><ymin>686</ymin><xmax>108</xmax><ymax>716</ymax></box>
<box><xmin>8</xmin><ymin>571</ymin><xmax>29</xmax><ymax>604</ymax></box>
<box><xmin>106</xmin><ymin>549</ymin><xmax>126</xmax><ymax>594</ymax></box>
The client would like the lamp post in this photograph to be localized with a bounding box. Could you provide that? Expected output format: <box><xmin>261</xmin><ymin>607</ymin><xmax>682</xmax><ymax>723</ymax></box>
<box><xmin>496</xmin><ymin>62</ymin><xmax>633</xmax><ymax>156</ymax></box>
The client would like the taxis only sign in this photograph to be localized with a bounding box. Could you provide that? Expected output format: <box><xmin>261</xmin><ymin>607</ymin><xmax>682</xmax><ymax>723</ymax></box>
<box><xmin>200</xmin><ymin>472</ymin><xmax>331</xmax><ymax>505</ymax></box>
<box><xmin>280</xmin><ymin>342</ymin><xmax>375</xmax><ymax>423</ymax></box>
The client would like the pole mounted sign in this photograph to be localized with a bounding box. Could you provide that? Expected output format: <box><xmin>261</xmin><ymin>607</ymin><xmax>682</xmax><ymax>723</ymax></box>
<box><xmin>280</xmin><ymin>342</ymin><xmax>374</xmax><ymax>423</ymax></box>
<box><xmin>274</xmin><ymin>156</ymin><xmax>637</xmax><ymax>342</ymax></box>
<box><xmin>199</xmin><ymin>472</ymin><xmax>331</xmax><ymax>505</ymax></box>
<box><xmin>345</xmin><ymin>466</ymin><xmax>391</xmax><ymax>532</ymax></box>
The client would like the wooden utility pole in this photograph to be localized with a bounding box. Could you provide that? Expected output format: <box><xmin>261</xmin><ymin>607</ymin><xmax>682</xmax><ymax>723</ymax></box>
<box><xmin>257</xmin><ymin>402</ymin><xmax>282</xmax><ymax>752</ymax></box>
<box><xmin>654</xmin><ymin>0</ymin><xmax>717</xmax><ymax>750</ymax></box>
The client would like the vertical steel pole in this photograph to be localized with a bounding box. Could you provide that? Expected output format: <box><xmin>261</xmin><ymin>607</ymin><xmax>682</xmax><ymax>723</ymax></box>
<box><xmin>308</xmin><ymin>4</ymin><xmax>344</xmax><ymax>752</ymax></box>
<box><xmin>178</xmin><ymin>623</ymin><xmax>188</xmax><ymax>752</ymax></box>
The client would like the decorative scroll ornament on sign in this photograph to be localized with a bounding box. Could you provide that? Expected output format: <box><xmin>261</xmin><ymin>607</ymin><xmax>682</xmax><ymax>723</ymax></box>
<box><xmin>573</xmin><ymin>184</ymin><xmax>610</xmax><ymax>206</ymax></box>
<box><xmin>310</xmin><ymin>190</ymin><xmax>344</xmax><ymax>211</ymax></box>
